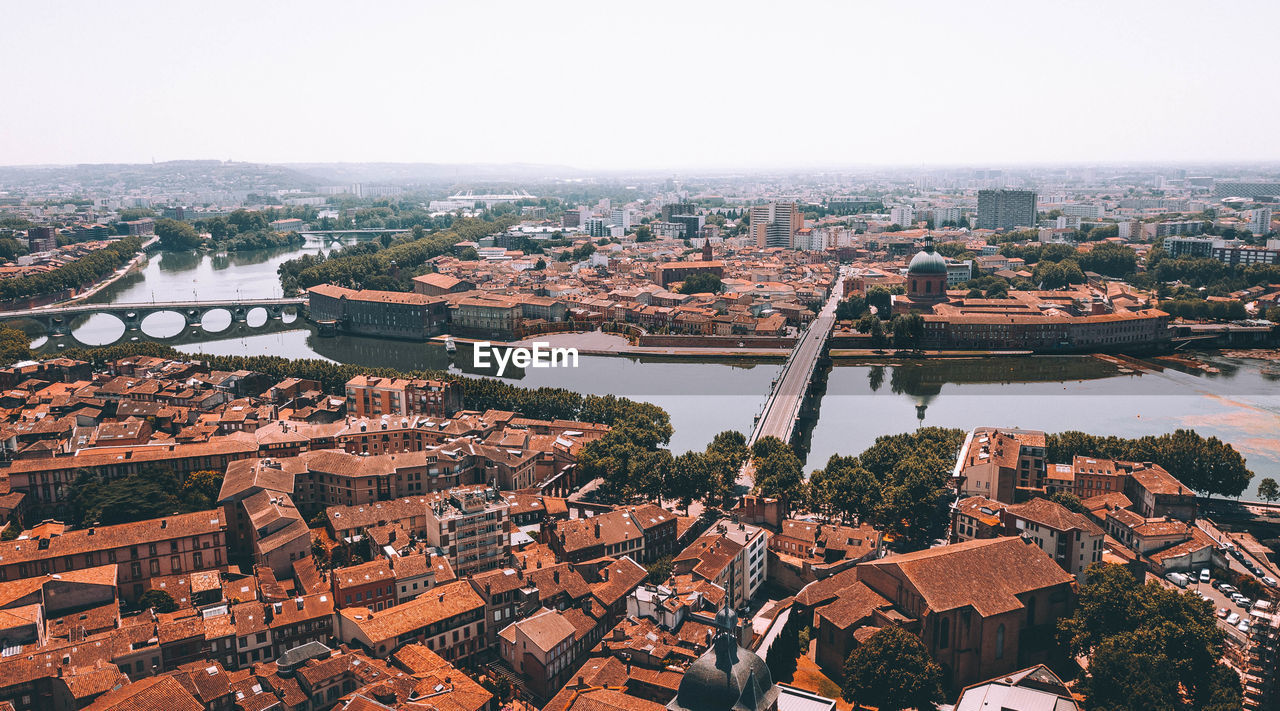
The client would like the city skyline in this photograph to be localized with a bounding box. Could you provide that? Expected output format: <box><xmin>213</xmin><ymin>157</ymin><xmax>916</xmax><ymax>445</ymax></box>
<box><xmin>4</xmin><ymin>0</ymin><xmax>1280</xmax><ymax>170</ymax></box>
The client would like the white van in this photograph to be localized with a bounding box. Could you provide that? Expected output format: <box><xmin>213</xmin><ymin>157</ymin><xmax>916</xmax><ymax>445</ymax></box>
<box><xmin>1166</xmin><ymin>572</ymin><xmax>1189</xmax><ymax>588</ymax></box>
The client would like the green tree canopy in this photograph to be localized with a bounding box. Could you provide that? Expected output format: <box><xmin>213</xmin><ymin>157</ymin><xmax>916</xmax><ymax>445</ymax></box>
<box><xmin>154</xmin><ymin>218</ymin><xmax>202</xmax><ymax>250</ymax></box>
<box><xmin>678</xmin><ymin>272</ymin><xmax>722</xmax><ymax>294</ymax></box>
<box><xmin>840</xmin><ymin>625</ymin><xmax>944</xmax><ymax>711</ymax></box>
<box><xmin>1061</xmin><ymin>563</ymin><xmax>1240</xmax><ymax>710</ymax></box>
<box><xmin>137</xmin><ymin>588</ymin><xmax>178</xmax><ymax>613</ymax></box>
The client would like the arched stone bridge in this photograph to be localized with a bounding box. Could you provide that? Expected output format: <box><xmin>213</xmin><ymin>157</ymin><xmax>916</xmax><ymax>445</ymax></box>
<box><xmin>0</xmin><ymin>297</ymin><xmax>308</xmax><ymax>339</ymax></box>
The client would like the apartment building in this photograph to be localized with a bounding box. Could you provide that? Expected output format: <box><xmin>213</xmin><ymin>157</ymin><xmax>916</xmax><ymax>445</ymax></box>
<box><xmin>672</xmin><ymin>519</ymin><xmax>768</xmax><ymax>608</ymax></box>
<box><xmin>336</xmin><ymin>579</ymin><xmax>486</xmax><ymax>660</ymax></box>
<box><xmin>344</xmin><ymin>375</ymin><xmax>461</xmax><ymax>418</ymax></box>
<box><xmin>954</xmin><ymin>428</ymin><xmax>1048</xmax><ymax>503</ymax></box>
<box><xmin>0</xmin><ymin>512</ymin><xmax>226</xmax><ymax>602</ymax></box>
<box><xmin>423</xmin><ymin>486</ymin><xmax>511</xmax><ymax>576</ymax></box>
<box><xmin>751</xmin><ymin>202</ymin><xmax>802</xmax><ymax>248</ymax></box>
<box><xmin>498</xmin><ymin>607</ymin><xmax>578</xmax><ymax>699</ymax></box>
<box><xmin>1000</xmin><ymin>498</ymin><xmax>1104</xmax><ymax>580</ymax></box>
<box><xmin>976</xmin><ymin>190</ymin><xmax>1036</xmax><ymax>230</ymax></box>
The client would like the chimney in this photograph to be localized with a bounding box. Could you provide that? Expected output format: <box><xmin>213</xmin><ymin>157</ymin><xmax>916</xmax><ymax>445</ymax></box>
<box><xmin>553</xmin><ymin>570</ymin><xmax>560</xmax><ymax>583</ymax></box>
<box><xmin>296</xmin><ymin>597</ymin><xmax>304</xmax><ymax>611</ymax></box>
<box><xmin>594</xmin><ymin>521</ymin><xmax>601</xmax><ymax>538</ymax></box>
<box><xmin>439</xmin><ymin>592</ymin><xmax>445</xmax><ymax>602</ymax></box>
<box><xmin>160</xmin><ymin>519</ymin><xmax>167</xmax><ymax>529</ymax></box>
<box><xmin>601</xmin><ymin>568</ymin><xmax>609</xmax><ymax>582</ymax></box>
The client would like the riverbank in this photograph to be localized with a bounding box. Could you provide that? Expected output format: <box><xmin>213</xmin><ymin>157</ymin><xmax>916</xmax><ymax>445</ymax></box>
<box><xmin>440</xmin><ymin>331</ymin><xmax>792</xmax><ymax>360</ymax></box>
<box><xmin>54</xmin><ymin>237</ymin><xmax>156</xmax><ymax>306</ymax></box>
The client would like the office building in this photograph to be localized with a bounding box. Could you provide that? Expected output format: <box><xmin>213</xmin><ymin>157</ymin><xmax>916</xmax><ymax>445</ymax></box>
<box><xmin>976</xmin><ymin>190</ymin><xmax>1037</xmax><ymax>230</ymax></box>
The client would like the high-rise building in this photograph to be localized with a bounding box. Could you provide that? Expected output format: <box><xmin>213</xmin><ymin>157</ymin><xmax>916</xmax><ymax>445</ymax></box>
<box><xmin>750</xmin><ymin>202</ymin><xmax>801</xmax><ymax>248</ymax></box>
<box><xmin>977</xmin><ymin>190</ymin><xmax>1037</xmax><ymax>230</ymax></box>
<box><xmin>610</xmin><ymin>208</ymin><xmax>632</xmax><ymax>231</ymax></box>
<box><xmin>890</xmin><ymin>205</ymin><xmax>915</xmax><ymax>228</ymax></box>
<box><xmin>662</xmin><ymin>202</ymin><xmax>698</xmax><ymax>220</ymax></box>
<box><xmin>1250</xmin><ymin>207</ymin><xmax>1274</xmax><ymax>236</ymax></box>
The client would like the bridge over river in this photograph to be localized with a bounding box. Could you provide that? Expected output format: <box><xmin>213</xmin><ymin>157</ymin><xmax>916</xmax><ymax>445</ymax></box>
<box><xmin>0</xmin><ymin>297</ymin><xmax>307</xmax><ymax>344</ymax></box>
<box><xmin>738</xmin><ymin>269</ymin><xmax>846</xmax><ymax>490</ymax></box>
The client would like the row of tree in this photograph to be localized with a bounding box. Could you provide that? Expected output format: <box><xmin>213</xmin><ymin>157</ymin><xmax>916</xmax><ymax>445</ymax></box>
<box><xmin>0</xmin><ymin>235</ymin><xmax>142</xmax><ymax>303</ymax></box>
<box><xmin>807</xmin><ymin>427</ymin><xmax>965</xmax><ymax>549</ymax></box>
<box><xmin>277</xmin><ymin>216</ymin><xmax>519</xmax><ymax>293</ymax></box>
<box><xmin>1046</xmin><ymin>429</ymin><xmax>1253</xmax><ymax>497</ymax></box>
<box><xmin>58</xmin><ymin>341</ymin><xmax>670</xmax><ymax>434</ymax></box>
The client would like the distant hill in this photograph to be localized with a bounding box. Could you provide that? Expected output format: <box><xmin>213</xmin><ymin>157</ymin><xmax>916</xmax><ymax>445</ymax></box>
<box><xmin>284</xmin><ymin>162</ymin><xmax>579</xmax><ymax>185</ymax></box>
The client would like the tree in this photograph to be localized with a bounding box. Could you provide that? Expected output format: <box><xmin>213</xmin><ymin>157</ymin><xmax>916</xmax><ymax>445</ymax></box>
<box><xmin>1060</xmin><ymin>563</ymin><xmax>1240</xmax><ymax>710</ymax></box>
<box><xmin>137</xmin><ymin>589</ymin><xmax>178</xmax><ymax>613</ymax></box>
<box><xmin>634</xmin><ymin>225</ymin><xmax>654</xmax><ymax>242</ymax></box>
<box><xmin>1260</xmin><ymin>478</ymin><xmax>1280</xmax><ymax>503</ymax></box>
<box><xmin>533</xmin><ymin>258</ymin><xmax>546</xmax><ymax>270</ymax></box>
<box><xmin>753</xmin><ymin>450</ymin><xmax>803</xmax><ymax>504</ymax></box>
<box><xmin>865</xmin><ymin>286</ymin><xmax>893</xmax><ymax>315</ymax></box>
<box><xmin>459</xmin><ymin>247</ymin><xmax>479</xmax><ymax>261</ymax></box>
<box><xmin>856</xmin><ymin>314</ymin><xmax>886</xmax><ymax>348</ymax></box>
<box><xmin>835</xmin><ymin>294</ymin><xmax>868</xmax><ymax>321</ymax></box>
<box><xmin>0</xmin><ymin>326</ymin><xmax>32</xmax><ymax>366</ymax></box>
<box><xmin>645</xmin><ymin>555</ymin><xmax>673</xmax><ymax>585</ymax></box>
<box><xmin>155</xmin><ymin>218</ymin><xmax>202</xmax><ymax>250</ymax></box>
<box><xmin>1047</xmin><ymin>490</ymin><xmax>1088</xmax><ymax>514</ymax></box>
<box><xmin>840</xmin><ymin>625</ymin><xmax>944</xmax><ymax>711</ymax></box>
<box><xmin>808</xmin><ymin>454</ymin><xmax>880</xmax><ymax>523</ymax></box>
<box><xmin>180</xmin><ymin>469</ymin><xmax>223</xmax><ymax>510</ymax></box>
<box><xmin>678</xmin><ymin>272</ymin><xmax>722</xmax><ymax>294</ymax></box>
<box><xmin>890</xmin><ymin>313</ymin><xmax>925</xmax><ymax>351</ymax></box>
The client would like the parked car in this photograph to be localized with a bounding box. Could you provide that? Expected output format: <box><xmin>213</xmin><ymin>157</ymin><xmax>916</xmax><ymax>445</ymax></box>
<box><xmin>1212</xmin><ymin>579</ymin><xmax>1223</xmax><ymax>589</ymax></box>
<box><xmin>1200</xmin><ymin>568</ymin><xmax>1212</xmax><ymax>583</ymax></box>
<box><xmin>1239</xmin><ymin>621</ymin><xmax>1252</xmax><ymax>633</ymax></box>
<box><xmin>1239</xmin><ymin>597</ymin><xmax>1254</xmax><ymax>609</ymax></box>
<box><xmin>1228</xmin><ymin>613</ymin><xmax>1242</xmax><ymax>625</ymax></box>
<box><xmin>1218</xmin><ymin>608</ymin><xmax>1230</xmax><ymax>618</ymax></box>
<box><xmin>1265</xmin><ymin>576</ymin><xmax>1278</xmax><ymax>588</ymax></box>
<box><xmin>1221</xmin><ymin>584</ymin><xmax>1239</xmax><ymax>596</ymax></box>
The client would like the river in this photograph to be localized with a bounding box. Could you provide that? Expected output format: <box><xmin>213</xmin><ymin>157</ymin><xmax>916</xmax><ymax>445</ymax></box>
<box><xmin>30</xmin><ymin>243</ymin><xmax>1280</xmax><ymax>500</ymax></box>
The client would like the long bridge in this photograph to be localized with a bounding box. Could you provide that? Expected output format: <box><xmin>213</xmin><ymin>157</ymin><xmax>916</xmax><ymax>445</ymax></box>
<box><xmin>0</xmin><ymin>297</ymin><xmax>307</xmax><ymax>339</ymax></box>
<box><xmin>735</xmin><ymin>271</ymin><xmax>845</xmax><ymax>492</ymax></box>
<box><xmin>748</xmin><ymin>273</ymin><xmax>844</xmax><ymax>447</ymax></box>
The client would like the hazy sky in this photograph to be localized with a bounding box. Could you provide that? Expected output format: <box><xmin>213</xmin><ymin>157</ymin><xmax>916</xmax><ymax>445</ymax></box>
<box><xmin>4</xmin><ymin>1</ymin><xmax>1278</xmax><ymax>170</ymax></box>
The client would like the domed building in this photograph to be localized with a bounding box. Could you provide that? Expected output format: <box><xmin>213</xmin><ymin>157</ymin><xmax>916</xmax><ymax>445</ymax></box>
<box><xmin>893</xmin><ymin>235</ymin><xmax>951</xmax><ymax>314</ymax></box>
<box><xmin>668</xmin><ymin>607</ymin><xmax>779</xmax><ymax>711</ymax></box>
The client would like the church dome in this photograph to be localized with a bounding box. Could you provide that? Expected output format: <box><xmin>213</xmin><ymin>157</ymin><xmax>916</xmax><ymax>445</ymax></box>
<box><xmin>669</xmin><ymin>607</ymin><xmax>778</xmax><ymax>711</ymax></box>
<box><xmin>908</xmin><ymin>245</ymin><xmax>948</xmax><ymax>275</ymax></box>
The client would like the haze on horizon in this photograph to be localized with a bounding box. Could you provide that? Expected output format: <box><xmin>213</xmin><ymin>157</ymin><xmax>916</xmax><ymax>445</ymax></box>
<box><xmin>4</xmin><ymin>0</ymin><xmax>1278</xmax><ymax>172</ymax></box>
